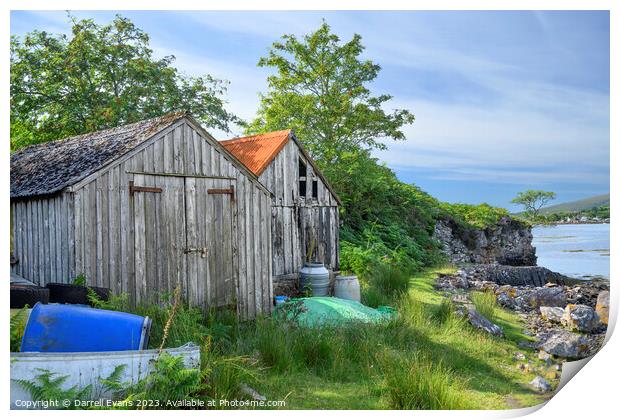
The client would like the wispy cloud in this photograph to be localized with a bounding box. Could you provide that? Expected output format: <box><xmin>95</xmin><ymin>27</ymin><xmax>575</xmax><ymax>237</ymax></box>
<box><xmin>375</xmin><ymin>90</ymin><xmax>609</xmax><ymax>185</ymax></box>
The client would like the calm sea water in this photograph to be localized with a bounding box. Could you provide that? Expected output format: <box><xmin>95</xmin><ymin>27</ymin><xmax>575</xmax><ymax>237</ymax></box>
<box><xmin>532</xmin><ymin>223</ymin><xmax>610</xmax><ymax>280</ymax></box>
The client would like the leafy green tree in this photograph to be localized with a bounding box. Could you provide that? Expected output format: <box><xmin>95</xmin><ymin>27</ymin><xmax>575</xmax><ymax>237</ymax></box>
<box><xmin>10</xmin><ymin>14</ymin><xmax>239</xmax><ymax>150</ymax></box>
<box><xmin>248</xmin><ymin>23</ymin><xmax>432</xmax><ymax>274</ymax></box>
<box><xmin>246</xmin><ymin>22</ymin><xmax>415</xmax><ymax>166</ymax></box>
<box><xmin>511</xmin><ymin>190</ymin><xmax>556</xmax><ymax>217</ymax></box>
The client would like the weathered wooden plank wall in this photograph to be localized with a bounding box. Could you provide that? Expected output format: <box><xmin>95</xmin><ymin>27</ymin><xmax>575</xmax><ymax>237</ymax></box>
<box><xmin>11</xmin><ymin>119</ymin><xmax>272</xmax><ymax>318</ymax></box>
<box><xmin>10</xmin><ymin>194</ymin><xmax>75</xmax><ymax>284</ymax></box>
<box><xmin>258</xmin><ymin>139</ymin><xmax>340</xmax><ymax>279</ymax></box>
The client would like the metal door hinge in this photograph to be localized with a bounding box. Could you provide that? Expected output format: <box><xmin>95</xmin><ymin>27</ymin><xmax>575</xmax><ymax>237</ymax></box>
<box><xmin>207</xmin><ymin>185</ymin><xmax>235</xmax><ymax>201</ymax></box>
<box><xmin>129</xmin><ymin>181</ymin><xmax>163</xmax><ymax>197</ymax></box>
<box><xmin>184</xmin><ymin>247</ymin><xmax>208</xmax><ymax>258</ymax></box>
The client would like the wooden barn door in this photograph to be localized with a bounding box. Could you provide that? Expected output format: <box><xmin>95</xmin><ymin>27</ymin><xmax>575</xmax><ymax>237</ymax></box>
<box><xmin>133</xmin><ymin>174</ymin><xmax>236</xmax><ymax>310</ymax></box>
<box><xmin>132</xmin><ymin>174</ymin><xmax>187</xmax><ymax>304</ymax></box>
<box><xmin>185</xmin><ymin>177</ymin><xmax>237</xmax><ymax>309</ymax></box>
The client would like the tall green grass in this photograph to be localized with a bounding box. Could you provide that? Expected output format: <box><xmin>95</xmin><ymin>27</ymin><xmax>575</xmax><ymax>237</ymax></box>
<box><xmin>371</xmin><ymin>265</ymin><xmax>411</xmax><ymax>297</ymax></box>
<box><xmin>361</xmin><ymin>265</ymin><xmax>411</xmax><ymax>307</ymax></box>
<box><xmin>201</xmin><ymin>337</ymin><xmax>256</xmax><ymax>402</ymax></box>
<box><xmin>381</xmin><ymin>352</ymin><xmax>470</xmax><ymax>410</ymax></box>
<box><xmin>471</xmin><ymin>290</ymin><xmax>498</xmax><ymax>321</ymax></box>
<box><xmin>251</xmin><ymin>317</ymin><xmax>377</xmax><ymax>378</ymax></box>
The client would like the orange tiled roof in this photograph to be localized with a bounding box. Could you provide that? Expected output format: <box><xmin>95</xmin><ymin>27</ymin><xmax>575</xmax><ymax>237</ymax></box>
<box><xmin>220</xmin><ymin>130</ymin><xmax>292</xmax><ymax>176</ymax></box>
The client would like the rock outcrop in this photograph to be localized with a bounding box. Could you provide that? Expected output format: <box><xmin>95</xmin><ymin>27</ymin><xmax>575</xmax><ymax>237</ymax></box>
<box><xmin>461</xmin><ymin>264</ymin><xmax>574</xmax><ymax>287</ymax></box>
<box><xmin>432</xmin><ymin>214</ymin><xmax>608</xmax><ymax>363</ymax></box>
<box><xmin>434</xmin><ymin>216</ymin><xmax>537</xmax><ymax>266</ymax></box>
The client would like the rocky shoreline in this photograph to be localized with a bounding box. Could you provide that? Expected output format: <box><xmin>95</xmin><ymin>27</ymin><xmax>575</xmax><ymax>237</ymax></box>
<box><xmin>431</xmin><ymin>215</ymin><xmax>609</xmax><ymax>392</ymax></box>
<box><xmin>435</xmin><ymin>264</ymin><xmax>609</xmax><ymax>392</ymax></box>
<box><xmin>436</xmin><ymin>264</ymin><xmax>608</xmax><ymax>357</ymax></box>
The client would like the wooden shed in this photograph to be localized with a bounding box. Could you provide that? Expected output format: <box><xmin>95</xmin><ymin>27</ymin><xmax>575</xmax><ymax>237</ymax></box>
<box><xmin>221</xmin><ymin>130</ymin><xmax>341</xmax><ymax>293</ymax></box>
<box><xmin>10</xmin><ymin>112</ymin><xmax>273</xmax><ymax>318</ymax></box>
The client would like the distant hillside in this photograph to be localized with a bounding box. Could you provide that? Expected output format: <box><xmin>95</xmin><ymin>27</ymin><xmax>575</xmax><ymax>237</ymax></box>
<box><xmin>539</xmin><ymin>194</ymin><xmax>610</xmax><ymax>215</ymax></box>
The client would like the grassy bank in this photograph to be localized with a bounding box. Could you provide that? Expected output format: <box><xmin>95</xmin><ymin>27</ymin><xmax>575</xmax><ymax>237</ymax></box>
<box><xmin>241</xmin><ymin>267</ymin><xmax>552</xmax><ymax>409</ymax></box>
<box><xmin>12</xmin><ymin>267</ymin><xmax>555</xmax><ymax>409</ymax></box>
<box><xmin>118</xmin><ymin>267</ymin><xmax>554</xmax><ymax>408</ymax></box>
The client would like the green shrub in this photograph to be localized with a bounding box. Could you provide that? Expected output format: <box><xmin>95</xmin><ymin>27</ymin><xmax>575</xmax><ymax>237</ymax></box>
<box><xmin>381</xmin><ymin>352</ymin><xmax>470</xmax><ymax>410</ymax></box>
<box><xmin>87</xmin><ymin>289</ymin><xmax>131</xmax><ymax>311</ymax></box>
<box><xmin>333</xmin><ymin>152</ymin><xmax>444</xmax><ymax>278</ymax></box>
<box><xmin>471</xmin><ymin>290</ymin><xmax>497</xmax><ymax>322</ymax></box>
<box><xmin>440</xmin><ymin>202</ymin><xmax>509</xmax><ymax>229</ymax></box>
<box><xmin>136</xmin><ymin>302</ymin><xmax>211</xmax><ymax>349</ymax></box>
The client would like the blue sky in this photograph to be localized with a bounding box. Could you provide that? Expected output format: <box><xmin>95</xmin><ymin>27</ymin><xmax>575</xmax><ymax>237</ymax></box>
<box><xmin>10</xmin><ymin>10</ymin><xmax>610</xmax><ymax>211</ymax></box>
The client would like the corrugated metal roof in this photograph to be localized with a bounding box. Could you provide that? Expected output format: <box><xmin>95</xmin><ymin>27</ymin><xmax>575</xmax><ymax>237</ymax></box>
<box><xmin>11</xmin><ymin>112</ymin><xmax>186</xmax><ymax>198</ymax></box>
<box><xmin>220</xmin><ymin>130</ymin><xmax>292</xmax><ymax>176</ymax></box>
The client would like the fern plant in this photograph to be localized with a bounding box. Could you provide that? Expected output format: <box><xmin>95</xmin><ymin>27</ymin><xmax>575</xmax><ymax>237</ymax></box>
<box><xmin>13</xmin><ymin>365</ymin><xmax>132</xmax><ymax>410</ymax></box>
<box><xmin>10</xmin><ymin>307</ymin><xmax>28</xmax><ymax>352</ymax></box>
<box><xmin>87</xmin><ymin>288</ymin><xmax>130</xmax><ymax>311</ymax></box>
<box><xmin>14</xmin><ymin>369</ymin><xmax>93</xmax><ymax>409</ymax></box>
<box><xmin>109</xmin><ymin>353</ymin><xmax>202</xmax><ymax>408</ymax></box>
<box><xmin>95</xmin><ymin>364</ymin><xmax>129</xmax><ymax>398</ymax></box>
<box><xmin>72</xmin><ymin>274</ymin><xmax>87</xmax><ymax>286</ymax></box>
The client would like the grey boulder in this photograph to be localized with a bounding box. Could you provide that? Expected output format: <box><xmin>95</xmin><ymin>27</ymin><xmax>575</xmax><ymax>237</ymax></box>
<box><xmin>529</xmin><ymin>376</ymin><xmax>552</xmax><ymax>393</ymax></box>
<box><xmin>537</xmin><ymin>329</ymin><xmax>589</xmax><ymax>359</ymax></box>
<box><xmin>527</xmin><ymin>287</ymin><xmax>567</xmax><ymax>309</ymax></box>
<box><xmin>456</xmin><ymin>304</ymin><xmax>504</xmax><ymax>337</ymax></box>
<box><xmin>562</xmin><ymin>304</ymin><xmax>600</xmax><ymax>333</ymax></box>
<box><xmin>539</xmin><ymin>306</ymin><xmax>565</xmax><ymax>323</ymax></box>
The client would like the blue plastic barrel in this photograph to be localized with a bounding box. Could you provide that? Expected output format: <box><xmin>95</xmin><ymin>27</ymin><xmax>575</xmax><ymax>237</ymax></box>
<box><xmin>21</xmin><ymin>303</ymin><xmax>151</xmax><ymax>352</ymax></box>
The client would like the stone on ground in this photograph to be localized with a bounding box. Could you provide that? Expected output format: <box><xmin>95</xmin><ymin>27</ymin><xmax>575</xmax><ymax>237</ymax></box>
<box><xmin>529</xmin><ymin>375</ymin><xmax>552</xmax><ymax>393</ymax></box>
<box><xmin>562</xmin><ymin>304</ymin><xmax>600</xmax><ymax>333</ymax></box>
<box><xmin>456</xmin><ymin>304</ymin><xmax>504</xmax><ymax>337</ymax></box>
<box><xmin>527</xmin><ymin>287</ymin><xmax>567</xmax><ymax>309</ymax></box>
<box><xmin>240</xmin><ymin>384</ymin><xmax>267</xmax><ymax>401</ymax></box>
<box><xmin>539</xmin><ymin>306</ymin><xmax>565</xmax><ymax>323</ymax></box>
<box><xmin>595</xmin><ymin>291</ymin><xmax>609</xmax><ymax>325</ymax></box>
<box><xmin>537</xmin><ymin>329</ymin><xmax>589</xmax><ymax>359</ymax></box>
